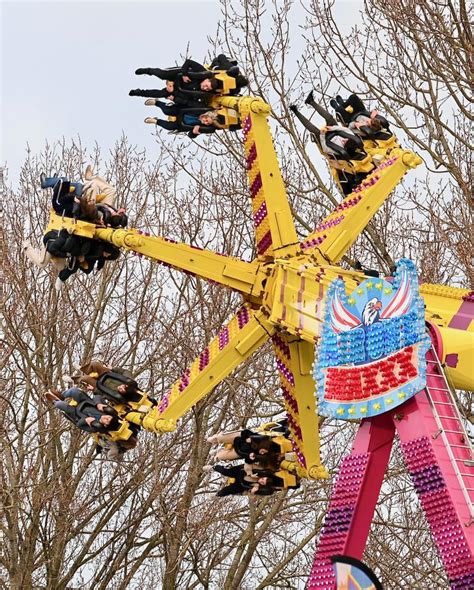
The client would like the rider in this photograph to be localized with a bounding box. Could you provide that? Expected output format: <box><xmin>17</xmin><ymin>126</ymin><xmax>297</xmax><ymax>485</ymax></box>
<box><xmin>45</xmin><ymin>387</ymin><xmax>120</xmax><ymax>434</ymax></box>
<box><xmin>290</xmin><ymin>91</ymin><xmax>371</xmax><ymax>194</ymax></box>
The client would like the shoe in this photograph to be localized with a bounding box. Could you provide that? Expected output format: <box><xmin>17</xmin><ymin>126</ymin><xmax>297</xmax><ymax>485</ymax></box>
<box><xmin>58</xmin><ymin>268</ymin><xmax>73</xmax><ymax>282</ymax></box>
<box><xmin>84</xmin><ymin>165</ymin><xmax>94</xmax><ymax>180</ymax></box>
<box><xmin>145</xmin><ymin>99</ymin><xmax>157</xmax><ymax>106</ymax></box>
<box><xmin>304</xmin><ymin>90</ymin><xmax>314</xmax><ymax>105</ymax></box>
<box><xmin>135</xmin><ymin>68</ymin><xmax>153</xmax><ymax>75</ymax></box>
<box><xmin>144</xmin><ymin>117</ymin><xmax>157</xmax><ymax>125</ymax></box>
<box><xmin>45</xmin><ymin>391</ymin><xmax>61</xmax><ymax>403</ymax></box>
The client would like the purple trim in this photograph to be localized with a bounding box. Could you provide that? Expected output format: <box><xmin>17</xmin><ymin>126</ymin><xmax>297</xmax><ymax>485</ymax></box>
<box><xmin>448</xmin><ymin>296</ymin><xmax>474</xmax><ymax>330</ymax></box>
<box><xmin>257</xmin><ymin>229</ymin><xmax>272</xmax><ymax>254</ymax></box>
<box><xmin>445</xmin><ymin>353</ymin><xmax>459</xmax><ymax>368</ymax></box>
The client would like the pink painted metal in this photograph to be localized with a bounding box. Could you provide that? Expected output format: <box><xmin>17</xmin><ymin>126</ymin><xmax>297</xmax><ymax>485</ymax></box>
<box><xmin>308</xmin><ymin>334</ymin><xmax>474</xmax><ymax>589</ymax></box>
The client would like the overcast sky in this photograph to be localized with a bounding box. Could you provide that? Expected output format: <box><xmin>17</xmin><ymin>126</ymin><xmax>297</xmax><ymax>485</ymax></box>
<box><xmin>1</xmin><ymin>0</ymin><xmax>224</xmax><ymax>184</ymax></box>
<box><xmin>1</xmin><ymin>0</ymin><xmax>363</xmax><ymax>186</ymax></box>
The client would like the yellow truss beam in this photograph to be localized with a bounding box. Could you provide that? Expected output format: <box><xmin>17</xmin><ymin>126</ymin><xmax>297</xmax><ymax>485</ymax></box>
<box><xmin>152</xmin><ymin>305</ymin><xmax>275</xmax><ymax>424</ymax></box>
<box><xmin>272</xmin><ymin>334</ymin><xmax>328</xmax><ymax>479</ymax></box>
<box><xmin>45</xmin><ymin>213</ymin><xmax>258</xmax><ymax>295</ymax></box>
<box><xmin>300</xmin><ymin>148</ymin><xmax>422</xmax><ymax>263</ymax></box>
<box><xmin>218</xmin><ymin>96</ymin><xmax>299</xmax><ymax>259</ymax></box>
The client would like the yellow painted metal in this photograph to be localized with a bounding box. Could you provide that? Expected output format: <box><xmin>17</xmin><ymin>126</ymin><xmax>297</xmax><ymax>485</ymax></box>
<box><xmin>272</xmin><ymin>333</ymin><xmax>329</xmax><ymax>479</ymax></box>
<box><xmin>435</xmin><ymin>326</ymin><xmax>474</xmax><ymax>391</ymax></box>
<box><xmin>93</xmin><ymin>227</ymin><xmax>260</xmax><ymax>296</ymax></box>
<box><xmin>91</xmin><ymin>416</ymin><xmax>134</xmax><ymax>444</ymax></box>
<box><xmin>263</xmin><ymin>259</ymin><xmax>363</xmax><ymax>343</ymax></box>
<box><xmin>155</xmin><ymin>306</ymin><xmax>275</xmax><ymax>423</ymax></box>
<box><xmin>125</xmin><ymin>411</ymin><xmax>176</xmax><ymax>433</ymax></box>
<box><xmin>300</xmin><ymin>148</ymin><xmax>423</xmax><ymax>264</ymax></box>
<box><xmin>217</xmin><ymin>96</ymin><xmax>299</xmax><ymax>259</ymax></box>
<box><xmin>45</xmin><ymin>210</ymin><xmax>97</xmax><ymax>239</ymax></box>
<box><xmin>421</xmin><ymin>283</ymin><xmax>473</xmax><ymax>330</ymax></box>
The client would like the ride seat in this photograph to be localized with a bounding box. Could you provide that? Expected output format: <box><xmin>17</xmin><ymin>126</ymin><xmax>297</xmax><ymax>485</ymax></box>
<box><xmin>273</xmin><ymin>469</ymin><xmax>299</xmax><ymax>489</ymax></box>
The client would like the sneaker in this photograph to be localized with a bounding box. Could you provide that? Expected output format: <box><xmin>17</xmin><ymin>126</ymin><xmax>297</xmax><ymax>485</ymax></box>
<box><xmin>304</xmin><ymin>90</ymin><xmax>314</xmax><ymax>105</ymax></box>
<box><xmin>144</xmin><ymin>117</ymin><xmax>157</xmax><ymax>125</ymax></box>
<box><xmin>145</xmin><ymin>99</ymin><xmax>157</xmax><ymax>106</ymax></box>
<box><xmin>84</xmin><ymin>165</ymin><xmax>94</xmax><ymax>180</ymax></box>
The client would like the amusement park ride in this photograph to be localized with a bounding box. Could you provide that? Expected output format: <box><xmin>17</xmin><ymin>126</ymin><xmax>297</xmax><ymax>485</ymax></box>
<box><xmin>44</xmin><ymin>92</ymin><xmax>473</xmax><ymax>588</ymax></box>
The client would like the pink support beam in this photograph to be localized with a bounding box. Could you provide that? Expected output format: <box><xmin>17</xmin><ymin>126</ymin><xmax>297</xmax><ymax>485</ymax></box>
<box><xmin>308</xmin><ymin>414</ymin><xmax>395</xmax><ymax>588</ymax></box>
<box><xmin>308</xmin><ymin>337</ymin><xmax>474</xmax><ymax>589</ymax></box>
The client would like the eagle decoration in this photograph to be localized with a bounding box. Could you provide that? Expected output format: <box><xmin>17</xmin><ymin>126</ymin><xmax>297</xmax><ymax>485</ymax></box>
<box><xmin>314</xmin><ymin>259</ymin><xmax>429</xmax><ymax>420</ymax></box>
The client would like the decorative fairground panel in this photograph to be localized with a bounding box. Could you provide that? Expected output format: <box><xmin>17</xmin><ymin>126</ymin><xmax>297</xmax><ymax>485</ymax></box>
<box><xmin>315</xmin><ymin>259</ymin><xmax>430</xmax><ymax>420</ymax></box>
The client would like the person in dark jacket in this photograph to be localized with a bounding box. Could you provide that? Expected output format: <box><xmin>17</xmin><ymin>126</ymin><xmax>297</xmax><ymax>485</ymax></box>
<box><xmin>73</xmin><ymin>360</ymin><xmax>142</xmax><ymax>403</ymax></box>
<box><xmin>290</xmin><ymin>91</ymin><xmax>372</xmax><ymax>195</ymax></box>
<box><xmin>210</xmin><ymin>464</ymin><xmax>274</xmax><ymax>497</ymax></box>
<box><xmin>144</xmin><ymin>103</ymin><xmax>225</xmax><ymax>138</ymax></box>
<box><xmin>208</xmin><ymin>429</ymin><xmax>281</xmax><ymax>464</ymax></box>
<box><xmin>46</xmin><ymin>387</ymin><xmax>120</xmax><ymax>434</ymax></box>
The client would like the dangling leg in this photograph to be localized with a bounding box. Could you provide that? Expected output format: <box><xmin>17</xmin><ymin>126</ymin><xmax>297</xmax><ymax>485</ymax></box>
<box><xmin>215</xmin><ymin>448</ymin><xmax>240</xmax><ymax>461</ymax></box>
<box><xmin>304</xmin><ymin>98</ymin><xmax>338</xmax><ymax>126</ymax></box>
<box><xmin>23</xmin><ymin>243</ymin><xmax>51</xmax><ymax>268</ymax></box>
<box><xmin>129</xmin><ymin>88</ymin><xmax>171</xmax><ymax>98</ymax></box>
<box><xmin>135</xmin><ymin>67</ymin><xmax>180</xmax><ymax>80</ymax></box>
<box><xmin>289</xmin><ymin>105</ymin><xmax>322</xmax><ymax>144</ymax></box>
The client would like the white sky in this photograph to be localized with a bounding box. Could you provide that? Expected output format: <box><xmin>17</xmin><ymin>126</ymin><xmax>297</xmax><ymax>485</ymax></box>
<box><xmin>1</xmin><ymin>0</ymin><xmax>222</xmax><ymax>183</ymax></box>
<box><xmin>1</xmin><ymin>0</ymin><xmax>364</xmax><ymax>186</ymax></box>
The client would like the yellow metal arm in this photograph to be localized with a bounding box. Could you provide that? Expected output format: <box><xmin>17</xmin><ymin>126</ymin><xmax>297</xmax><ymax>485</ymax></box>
<box><xmin>44</xmin><ymin>212</ymin><xmax>259</xmax><ymax>296</ymax></box>
<box><xmin>151</xmin><ymin>305</ymin><xmax>275</xmax><ymax>424</ymax></box>
<box><xmin>272</xmin><ymin>334</ymin><xmax>328</xmax><ymax>479</ymax></box>
<box><xmin>95</xmin><ymin>227</ymin><xmax>260</xmax><ymax>295</ymax></box>
<box><xmin>216</xmin><ymin>96</ymin><xmax>299</xmax><ymax>259</ymax></box>
<box><xmin>300</xmin><ymin>148</ymin><xmax>422</xmax><ymax>263</ymax></box>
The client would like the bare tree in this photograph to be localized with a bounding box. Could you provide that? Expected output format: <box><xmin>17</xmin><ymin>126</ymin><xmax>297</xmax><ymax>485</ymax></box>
<box><xmin>1</xmin><ymin>0</ymin><xmax>471</xmax><ymax>587</ymax></box>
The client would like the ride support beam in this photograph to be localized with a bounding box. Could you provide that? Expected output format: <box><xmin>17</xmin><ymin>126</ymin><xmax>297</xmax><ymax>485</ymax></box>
<box><xmin>272</xmin><ymin>334</ymin><xmax>328</xmax><ymax>479</ymax></box>
<box><xmin>94</xmin><ymin>227</ymin><xmax>259</xmax><ymax>296</ymax></box>
<box><xmin>218</xmin><ymin>96</ymin><xmax>300</xmax><ymax>259</ymax></box>
<box><xmin>308</xmin><ymin>414</ymin><xmax>395</xmax><ymax>588</ymax></box>
<box><xmin>150</xmin><ymin>305</ymin><xmax>275</xmax><ymax>424</ymax></box>
<box><xmin>300</xmin><ymin>148</ymin><xmax>422</xmax><ymax>264</ymax></box>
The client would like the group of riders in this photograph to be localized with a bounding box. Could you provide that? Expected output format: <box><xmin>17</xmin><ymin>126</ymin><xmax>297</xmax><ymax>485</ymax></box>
<box><xmin>25</xmin><ymin>51</ymin><xmax>398</xmax><ymax>493</ymax></box>
<box><xmin>206</xmin><ymin>422</ymin><xmax>301</xmax><ymax>496</ymax></box>
<box><xmin>45</xmin><ymin>360</ymin><xmax>157</xmax><ymax>460</ymax></box>
<box><xmin>23</xmin><ymin>166</ymin><xmax>125</xmax><ymax>287</ymax></box>
<box><xmin>46</xmin><ymin>362</ymin><xmax>302</xmax><ymax>495</ymax></box>
<box><xmin>129</xmin><ymin>54</ymin><xmax>247</xmax><ymax>137</ymax></box>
